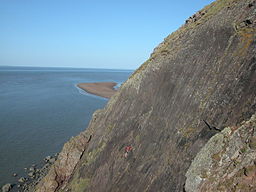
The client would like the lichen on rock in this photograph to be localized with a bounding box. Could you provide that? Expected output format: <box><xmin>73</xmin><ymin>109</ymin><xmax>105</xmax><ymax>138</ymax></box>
<box><xmin>35</xmin><ymin>132</ymin><xmax>91</xmax><ymax>192</ymax></box>
<box><xmin>185</xmin><ymin>114</ymin><xmax>256</xmax><ymax>192</ymax></box>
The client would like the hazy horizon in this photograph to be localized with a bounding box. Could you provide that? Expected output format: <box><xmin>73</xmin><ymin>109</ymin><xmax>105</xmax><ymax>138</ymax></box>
<box><xmin>0</xmin><ymin>65</ymin><xmax>135</xmax><ymax>71</ymax></box>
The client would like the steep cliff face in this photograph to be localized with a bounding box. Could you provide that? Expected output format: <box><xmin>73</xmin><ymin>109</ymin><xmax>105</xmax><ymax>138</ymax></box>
<box><xmin>36</xmin><ymin>0</ymin><xmax>256</xmax><ymax>191</ymax></box>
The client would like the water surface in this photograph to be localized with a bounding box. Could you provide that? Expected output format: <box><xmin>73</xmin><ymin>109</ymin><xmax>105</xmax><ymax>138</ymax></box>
<box><xmin>0</xmin><ymin>66</ymin><xmax>132</xmax><ymax>186</ymax></box>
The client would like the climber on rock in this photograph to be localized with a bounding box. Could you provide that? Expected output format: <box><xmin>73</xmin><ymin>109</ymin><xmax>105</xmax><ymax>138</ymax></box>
<box><xmin>124</xmin><ymin>145</ymin><xmax>133</xmax><ymax>158</ymax></box>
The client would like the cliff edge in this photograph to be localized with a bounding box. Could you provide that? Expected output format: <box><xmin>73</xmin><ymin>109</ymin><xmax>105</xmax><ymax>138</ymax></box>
<box><xmin>35</xmin><ymin>0</ymin><xmax>256</xmax><ymax>191</ymax></box>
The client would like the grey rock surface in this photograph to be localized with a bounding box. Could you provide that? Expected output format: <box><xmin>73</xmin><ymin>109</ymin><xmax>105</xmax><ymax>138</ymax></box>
<box><xmin>1</xmin><ymin>183</ymin><xmax>12</xmax><ymax>192</ymax></box>
<box><xmin>18</xmin><ymin>177</ymin><xmax>26</xmax><ymax>183</ymax></box>
<box><xmin>185</xmin><ymin>114</ymin><xmax>256</xmax><ymax>191</ymax></box>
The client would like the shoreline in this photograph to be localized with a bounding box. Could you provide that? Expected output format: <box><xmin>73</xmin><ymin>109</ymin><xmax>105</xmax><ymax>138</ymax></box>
<box><xmin>1</xmin><ymin>154</ymin><xmax>58</xmax><ymax>192</ymax></box>
<box><xmin>1</xmin><ymin>82</ymin><xmax>118</xmax><ymax>191</ymax></box>
<box><xmin>77</xmin><ymin>82</ymin><xmax>118</xmax><ymax>99</ymax></box>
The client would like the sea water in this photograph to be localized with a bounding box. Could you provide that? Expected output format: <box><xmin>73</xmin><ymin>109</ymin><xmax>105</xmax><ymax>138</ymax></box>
<box><xmin>0</xmin><ymin>66</ymin><xmax>132</xmax><ymax>186</ymax></box>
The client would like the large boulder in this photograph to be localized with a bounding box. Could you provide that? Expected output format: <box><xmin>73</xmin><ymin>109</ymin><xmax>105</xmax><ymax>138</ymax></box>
<box><xmin>185</xmin><ymin>114</ymin><xmax>256</xmax><ymax>191</ymax></box>
<box><xmin>1</xmin><ymin>183</ymin><xmax>12</xmax><ymax>192</ymax></box>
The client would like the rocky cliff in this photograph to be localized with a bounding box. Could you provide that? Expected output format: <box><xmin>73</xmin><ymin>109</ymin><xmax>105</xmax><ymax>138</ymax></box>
<box><xmin>185</xmin><ymin>113</ymin><xmax>256</xmax><ymax>192</ymax></box>
<box><xmin>35</xmin><ymin>0</ymin><xmax>256</xmax><ymax>191</ymax></box>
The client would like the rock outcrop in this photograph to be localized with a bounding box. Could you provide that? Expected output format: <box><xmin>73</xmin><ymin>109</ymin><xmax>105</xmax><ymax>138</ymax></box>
<box><xmin>185</xmin><ymin>114</ymin><xmax>256</xmax><ymax>192</ymax></box>
<box><xmin>35</xmin><ymin>0</ymin><xmax>256</xmax><ymax>191</ymax></box>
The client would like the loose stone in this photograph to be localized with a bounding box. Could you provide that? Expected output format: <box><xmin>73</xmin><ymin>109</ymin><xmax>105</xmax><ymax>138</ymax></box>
<box><xmin>29</xmin><ymin>167</ymin><xmax>35</xmax><ymax>172</ymax></box>
<box><xmin>1</xmin><ymin>183</ymin><xmax>12</xmax><ymax>192</ymax></box>
<box><xmin>44</xmin><ymin>156</ymin><xmax>51</xmax><ymax>162</ymax></box>
<box><xmin>18</xmin><ymin>177</ymin><xmax>26</xmax><ymax>183</ymax></box>
<box><xmin>28</xmin><ymin>172</ymin><xmax>34</xmax><ymax>177</ymax></box>
<box><xmin>49</xmin><ymin>157</ymin><xmax>56</xmax><ymax>163</ymax></box>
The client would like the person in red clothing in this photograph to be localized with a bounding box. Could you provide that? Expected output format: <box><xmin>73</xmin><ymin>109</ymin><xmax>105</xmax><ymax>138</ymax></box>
<box><xmin>124</xmin><ymin>145</ymin><xmax>133</xmax><ymax>158</ymax></box>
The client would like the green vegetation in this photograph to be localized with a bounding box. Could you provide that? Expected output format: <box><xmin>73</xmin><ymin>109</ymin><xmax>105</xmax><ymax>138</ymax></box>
<box><xmin>135</xmin><ymin>134</ymin><xmax>140</xmax><ymax>143</ymax></box>
<box><xmin>65</xmin><ymin>172</ymin><xmax>91</xmax><ymax>192</ymax></box>
<box><xmin>203</xmin><ymin>0</ymin><xmax>238</xmax><ymax>19</ymax></box>
<box><xmin>180</xmin><ymin>127</ymin><xmax>196</xmax><ymax>138</ymax></box>
<box><xmin>128</xmin><ymin>58</ymin><xmax>151</xmax><ymax>80</ymax></box>
<box><xmin>83</xmin><ymin>140</ymin><xmax>107</xmax><ymax>166</ymax></box>
<box><xmin>106</xmin><ymin>123</ymin><xmax>115</xmax><ymax>134</ymax></box>
<box><xmin>236</xmin><ymin>27</ymin><xmax>256</xmax><ymax>56</ymax></box>
<box><xmin>249</xmin><ymin>136</ymin><xmax>256</xmax><ymax>149</ymax></box>
<box><xmin>70</xmin><ymin>178</ymin><xmax>90</xmax><ymax>192</ymax></box>
<box><xmin>240</xmin><ymin>146</ymin><xmax>247</xmax><ymax>153</ymax></box>
<box><xmin>211</xmin><ymin>152</ymin><xmax>222</xmax><ymax>161</ymax></box>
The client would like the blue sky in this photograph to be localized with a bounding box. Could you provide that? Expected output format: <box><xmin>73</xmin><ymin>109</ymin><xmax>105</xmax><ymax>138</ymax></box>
<box><xmin>0</xmin><ymin>0</ymin><xmax>215</xmax><ymax>69</ymax></box>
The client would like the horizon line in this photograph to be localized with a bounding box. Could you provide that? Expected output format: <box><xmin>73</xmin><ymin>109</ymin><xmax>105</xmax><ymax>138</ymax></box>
<box><xmin>0</xmin><ymin>65</ymin><xmax>135</xmax><ymax>71</ymax></box>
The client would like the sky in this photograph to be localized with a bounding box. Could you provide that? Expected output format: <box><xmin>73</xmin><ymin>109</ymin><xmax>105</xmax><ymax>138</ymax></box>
<box><xmin>0</xmin><ymin>0</ymin><xmax>215</xmax><ymax>69</ymax></box>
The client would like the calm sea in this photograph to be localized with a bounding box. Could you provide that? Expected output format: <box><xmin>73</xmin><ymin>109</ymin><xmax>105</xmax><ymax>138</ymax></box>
<box><xmin>0</xmin><ymin>66</ymin><xmax>133</xmax><ymax>187</ymax></box>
